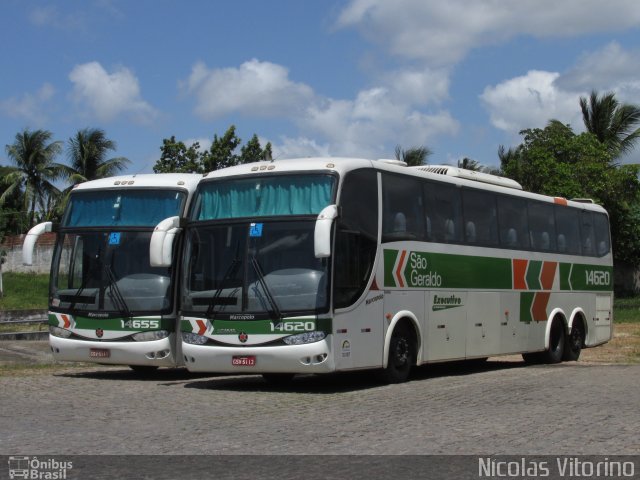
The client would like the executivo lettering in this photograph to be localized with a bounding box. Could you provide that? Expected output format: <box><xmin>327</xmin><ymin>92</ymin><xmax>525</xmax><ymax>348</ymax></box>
<box><xmin>432</xmin><ymin>294</ymin><xmax>463</xmax><ymax>311</ymax></box>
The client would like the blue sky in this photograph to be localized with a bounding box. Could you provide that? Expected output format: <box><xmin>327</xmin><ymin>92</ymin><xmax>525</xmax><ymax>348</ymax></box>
<box><xmin>2</xmin><ymin>0</ymin><xmax>640</xmax><ymax>174</ymax></box>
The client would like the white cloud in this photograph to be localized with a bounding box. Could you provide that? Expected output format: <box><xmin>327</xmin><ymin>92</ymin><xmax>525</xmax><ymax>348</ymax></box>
<box><xmin>302</xmin><ymin>88</ymin><xmax>459</xmax><ymax>157</ymax></box>
<box><xmin>271</xmin><ymin>136</ymin><xmax>331</xmax><ymax>159</ymax></box>
<box><xmin>480</xmin><ymin>70</ymin><xmax>582</xmax><ymax>134</ymax></box>
<box><xmin>183</xmin><ymin>59</ymin><xmax>314</xmax><ymax>119</ymax></box>
<box><xmin>69</xmin><ymin>62</ymin><xmax>158</xmax><ymax>123</ymax></box>
<box><xmin>1</xmin><ymin>83</ymin><xmax>55</xmax><ymax>124</ymax></box>
<box><xmin>29</xmin><ymin>6</ymin><xmax>84</xmax><ymax>31</ymax></box>
<box><xmin>555</xmin><ymin>42</ymin><xmax>640</xmax><ymax>103</ymax></box>
<box><xmin>337</xmin><ymin>0</ymin><xmax>640</xmax><ymax>65</ymax></box>
<box><xmin>481</xmin><ymin>42</ymin><xmax>640</xmax><ymax>138</ymax></box>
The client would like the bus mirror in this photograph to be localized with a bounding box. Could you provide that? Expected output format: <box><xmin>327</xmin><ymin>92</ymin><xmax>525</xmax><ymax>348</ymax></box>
<box><xmin>314</xmin><ymin>205</ymin><xmax>338</xmax><ymax>258</ymax></box>
<box><xmin>22</xmin><ymin>221</ymin><xmax>53</xmax><ymax>266</ymax></box>
<box><xmin>150</xmin><ymin>216</ymin><xmax>181</xmax><ymax>267</ymax></box>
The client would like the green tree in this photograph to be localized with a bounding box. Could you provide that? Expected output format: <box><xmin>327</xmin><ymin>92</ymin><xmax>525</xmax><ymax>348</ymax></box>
<box><xmin>394</xmin><ymin>145</ymin><xmax>432</xmax><ymax>166</ymax></box>
<box><xmin>153</xmin><ymin>136</ymin><xmax>204</xmax><ymax>174</ymax></box>
<box><xmin>202</xmin><ymin>125</ymin><xmax>242</xmax><ymax>171</ymax></box>
<box><xmin>240</xmin><ymin>134</ymin><xmax>272</xmax><ymax>163</ymax></box>
<box><xmin>580</xmin><ymin>90</ymin><xmax>640</xmax><ymax>158</ymax></box>
<box><xmin>66</xmin><ymin>128</ymin><xmax>130</xmax><ymax>184</ymax></box>
<box><xmin>2</xmin><ymin>129</ymin><xmax>64</xmax><ymax>227</ymax></box>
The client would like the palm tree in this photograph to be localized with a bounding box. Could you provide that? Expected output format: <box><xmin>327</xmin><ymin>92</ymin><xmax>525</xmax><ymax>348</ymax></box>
<box><xmin>394</xmin><ymin>145</ymin><xmax>433</xmax><ymax>166</ymax></box>
<box><xmin>2</xmin><ymin>129</ymin><xmax>65</xmax><ymax>227</ymax></box>
<box><xmin>66</xmin><ymin>128</ymin><xmax>130</xmax><ymax>185</ymax></box>
<box><xmin>580</xmin><ymin>90</ymin><xmax>640</xmax><ymax>158</ymax></box>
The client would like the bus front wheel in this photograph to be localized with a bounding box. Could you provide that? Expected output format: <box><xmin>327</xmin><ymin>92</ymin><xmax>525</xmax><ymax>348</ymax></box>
<box><xmin>380</xmin><ymin>324</ymin><xmax>415</xmax><ymax>384</ymax></box>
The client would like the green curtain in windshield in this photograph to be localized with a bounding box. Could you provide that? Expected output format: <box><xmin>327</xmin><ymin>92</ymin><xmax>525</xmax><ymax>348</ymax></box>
<box><xmin>197</xmin><ymin>175</ymin><xmax>335</xmax><ymax>220</ymax></box>
<box><xmin>65</xmin><ymin>190</ymin><xmax>186</xmax><ymax>227</ymax></box>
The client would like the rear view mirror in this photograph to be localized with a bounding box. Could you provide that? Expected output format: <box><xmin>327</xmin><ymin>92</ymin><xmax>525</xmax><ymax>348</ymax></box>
<box><xmin>22</xmin><ymin>222</ymin><xmax>53</xmax><ymax>266</ymax></box>
<box><xmin>150</xmin><ymin>216</ymin><xmax>182</xmax><ymax>267</ymax></box>
<box><xmin>314</xmin><ymin>205</ymin><xmax>338</xmax><ymax>258</ymax></box>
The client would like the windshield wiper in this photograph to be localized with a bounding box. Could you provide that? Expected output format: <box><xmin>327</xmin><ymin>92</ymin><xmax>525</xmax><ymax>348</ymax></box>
<box><xmin>250</xmin><ymin>256</ymin><xmax>282</xmax><ymax>321</ymax></box>
<box><xmin>105</xmin><ymin>264</ymin><xmax>131</xmax><ymax>319</ymax></box>
<box><xmin>206</xmin><ymin>258</ymin><xmax>242</xmax><ymax>318</ymax></box>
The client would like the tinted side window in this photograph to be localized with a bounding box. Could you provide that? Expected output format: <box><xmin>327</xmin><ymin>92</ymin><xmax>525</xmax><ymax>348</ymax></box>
<box><xmin>528</xmin><ymin>201</ymin><xmax>556</xmax><ymax>252</ymax></box>
<box><xmin>424</xmin><ymin>182</ymin><xmax>462</xmax><ymax>243</ymax></box>
<box><xmin>462</xmin><ymin>189</ymin><xmax>498</xmax><ymax>246</ymax></box>
<box><xmin>334</xmin><ymin>169</ymin><xmax>379</xmax><ymax>309</ymax></box>
<box><xmin>497</xmin><ymin>195</ymin><xmax>530</xmax><ymax>249</ymax></box>
<box><xmin>593</xmin><ymin>212</ymin><xmax>611</xmax><ymax>256</ymax></box>
<box><xmin>382</xmin><ymin>173</ymin><xmax>425</xmax><ymax>242</ymax></box>
<box><xmin>555</xmin><ymin>206</ymin><xmax>581</xmax><ymax>255</ymax></box>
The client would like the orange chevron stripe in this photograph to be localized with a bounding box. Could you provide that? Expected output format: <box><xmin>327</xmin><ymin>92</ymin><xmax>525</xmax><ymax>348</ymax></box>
<box><xmin>531</xmin><ymin>292</ymin><xmax>551</xmax><ymax>322</ymax></box>
<box><xmin>196</xmin><ymin>319</ymin><xmax>207</xmax><ymax>336</ymax></box>
<box><xmin>396</xmin><ymin>250</ymin><xmax>407</xmax><ymax>288</ymax></box>
<box><xmin>513</xmin><ymin>259</ymin><xmax>528</xmax><ymax>289</ymax></box>
<box><xmin>540</xmin><ymin>262</ymin><xmax>557</xmax><ymax>290</ymax></box>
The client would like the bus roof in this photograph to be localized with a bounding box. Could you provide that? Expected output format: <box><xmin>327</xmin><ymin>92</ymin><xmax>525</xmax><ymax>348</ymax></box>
<box><xmin>71</xmin><ymin>173</ymin><xmax>202</xmax><ymax>193</ymax></box>
<box><xmin>203</xmin><ymin>157</ymin><xmax>607</xmax><ymax>215</ymax></box>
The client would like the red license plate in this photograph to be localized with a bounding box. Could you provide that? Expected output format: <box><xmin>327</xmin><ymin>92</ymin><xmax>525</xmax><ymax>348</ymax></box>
<box><xmin>90</xmin><ymin>348</ymin><xmax>111</xmax><ymax>358</ymax></box>
<box><xmin>232</xmin><ymin>355</ymin><xmax>256</xmax><ymax>366</ymax></box>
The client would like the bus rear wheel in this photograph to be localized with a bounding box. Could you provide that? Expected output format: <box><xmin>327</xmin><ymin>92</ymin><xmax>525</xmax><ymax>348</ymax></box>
<box><xmin>563</xmin><ymin>320</ymin><xmax>585</xmax><ymax>362</ymax></box>
<box><xmin>541</xmin><ymin>318</ymin><xmax>565</xmax><ymax>364</ymax></box>
<box><xmin>379</xmin><ymin>324</ymin><xmax>415</xmax><ymax>384</ymax></box>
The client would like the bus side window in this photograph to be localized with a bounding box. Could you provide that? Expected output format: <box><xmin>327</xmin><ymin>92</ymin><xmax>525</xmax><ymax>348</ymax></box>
<box><xmin>593</xmin><ymin>212</ymin><xmax>611</xmax><ymax>256</ymax></box>
<box><xmin>381</xmin><ymin>173</ymin><xmax>425</xmax><ymax>241</ymax></box>
<box><xmin>497</xmin><ymin>195</ymin><xmax>529</xmax><ymax>249</ymax></box>
<box><xmin>424</xmin><ymin>182</ymin><xmax>462</xmax><ymax>243</ymax></box>
<box><xmin>334</xmin><ymin>169</ymin><xmax>379</xmax><ymax>309</ymax></box>
<box><xmin>528</xmin><ymin>201</ymin><xmax>556</xmax><ymax>252</ymax></box>
<box><xmin>462</xmin><ymin>188</ymin><xmax>498</xmax><ymax>247</ymax></box>
<box><xmin>554</xmin><ymin>206</ymin><xmax>580</xmax><ymax>255</ymax></box>
<box><xmin>580</xmin><ymin>210</ymin><xmax>596</xmax><ymax>256</ymax></box>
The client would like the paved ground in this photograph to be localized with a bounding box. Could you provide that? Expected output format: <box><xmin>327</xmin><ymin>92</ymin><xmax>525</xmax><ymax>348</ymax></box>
<box><xmin>1</xmin><ymin>341</ymin><xmax>639</xmax><ymax>456</ymax></box>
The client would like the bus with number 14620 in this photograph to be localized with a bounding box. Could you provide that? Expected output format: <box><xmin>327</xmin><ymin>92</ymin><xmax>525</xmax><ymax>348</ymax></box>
<box><xmin>149</xmin><ymin>157</ymin><xmax>612</xmax><ymax>383</ymax></box>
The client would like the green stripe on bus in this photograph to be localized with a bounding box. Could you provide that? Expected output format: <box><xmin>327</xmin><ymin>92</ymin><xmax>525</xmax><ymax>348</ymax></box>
<box><xmin>519</xmin><ymin>292</ymin><xmax>535</xmax><ymax>324</ymax></box>
<box><xmin>48</xmin><ymin>313</ymin><xmax>174</xmax><ymax>331</ymax></box>
<box><xmin>526</xmin><ymin>261</ymin><xmax>542</xmax><ymax>290</ymax></box>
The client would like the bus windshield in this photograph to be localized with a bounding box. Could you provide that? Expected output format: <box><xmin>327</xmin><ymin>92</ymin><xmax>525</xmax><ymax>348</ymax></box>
<box><xmin>51</xmin><ymin>231</ymin><xmax>173</xmax><ymax>315</ymax></box>
<box><xmin>63</xmin><ymin>189</ymin><xmax>186</xmax><ymax>227</ymax></box>
<box><xmin>182</xmin><ymin>220</ymin><xmax>330</xmax><ymax>318</ymax></box>
<box><xmin>191</xmin><ymin>173</ymin><xmax>336</xmax><ymax>221</ymax></box>
<box><xmin>51</xmin><ymin>189</ymin><xmax>188</xmax><ymax>315</ymax></box>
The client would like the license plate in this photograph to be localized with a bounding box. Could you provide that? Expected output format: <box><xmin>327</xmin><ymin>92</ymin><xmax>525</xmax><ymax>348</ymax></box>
<box><xmin>90</xmin><ymin>348</ymin><xmax>110</xmax><ymax>358</ymax></box>
<box><xmin>232</xmin><ymin>355</ymin><xmax>256</xmax><ymax>366</ymax></box>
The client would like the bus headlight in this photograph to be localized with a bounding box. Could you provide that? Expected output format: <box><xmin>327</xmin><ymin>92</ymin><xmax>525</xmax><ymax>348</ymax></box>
<box><xmin>283</xmin><ymin>331</ymin><xmax>326</xmax><ymax>345</ymax></box>
<box><xmin>49</xmin><ymin>326</ymin><xmax>72</xmax><ymax>339</ymax></box>
<box><xmin>182</xmin><ymin>332</ymin><xmax>208</xmax><ymax>345</ymax></box>
<box><xmin>132</xmin><ymin>330</ymin><xmax>169</xmax><ymax>342</ymax></box>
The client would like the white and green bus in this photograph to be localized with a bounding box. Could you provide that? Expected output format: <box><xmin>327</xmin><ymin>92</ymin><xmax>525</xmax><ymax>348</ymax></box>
<box><xmin>23</xmin><ymin>173</ymin><xmax>201</xmax><ymax>371</ymax></box>
<box><xmin>159</xmin><ymin>158</ymin><xmax>612</xmax><ymax>383</ymax></box>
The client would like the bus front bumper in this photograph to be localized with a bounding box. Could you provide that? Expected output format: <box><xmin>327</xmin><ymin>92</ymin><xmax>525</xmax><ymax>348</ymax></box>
<box><xmin>49</xmin><ymin>334</ymin><xmax>179</xmax><ymax>367</ymax></box>
<box><xmin>182</xmin><ymin>338</ymin><xmax>334</xmax><ymax>374</ymax></box>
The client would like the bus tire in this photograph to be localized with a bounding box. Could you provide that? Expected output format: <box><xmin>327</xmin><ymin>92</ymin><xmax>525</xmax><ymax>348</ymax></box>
<box><xmin>541</xmin><ymin>317</ymin><xmax>565</xmax><ymax>364</ymax></box>
<box><xmin>563</xmin><ymin>319</ymin><xmax>585</xmax><ymax>362</ymax></box>
<box><xmin>380</xmin><ymin>324</ymin><xmax>415</xmax><ymax>384</ymax></box>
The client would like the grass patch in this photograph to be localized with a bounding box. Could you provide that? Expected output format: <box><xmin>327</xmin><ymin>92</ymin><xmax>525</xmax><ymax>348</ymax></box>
<box><xmin>0</xmin><ymin>272</ymin><xmax>49</xmax><ymax>310</ymax></box>
<box><xmin>613</xmin><ymin>296</ymin><xmax>640</xmax><ymax>323</ymax></box>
